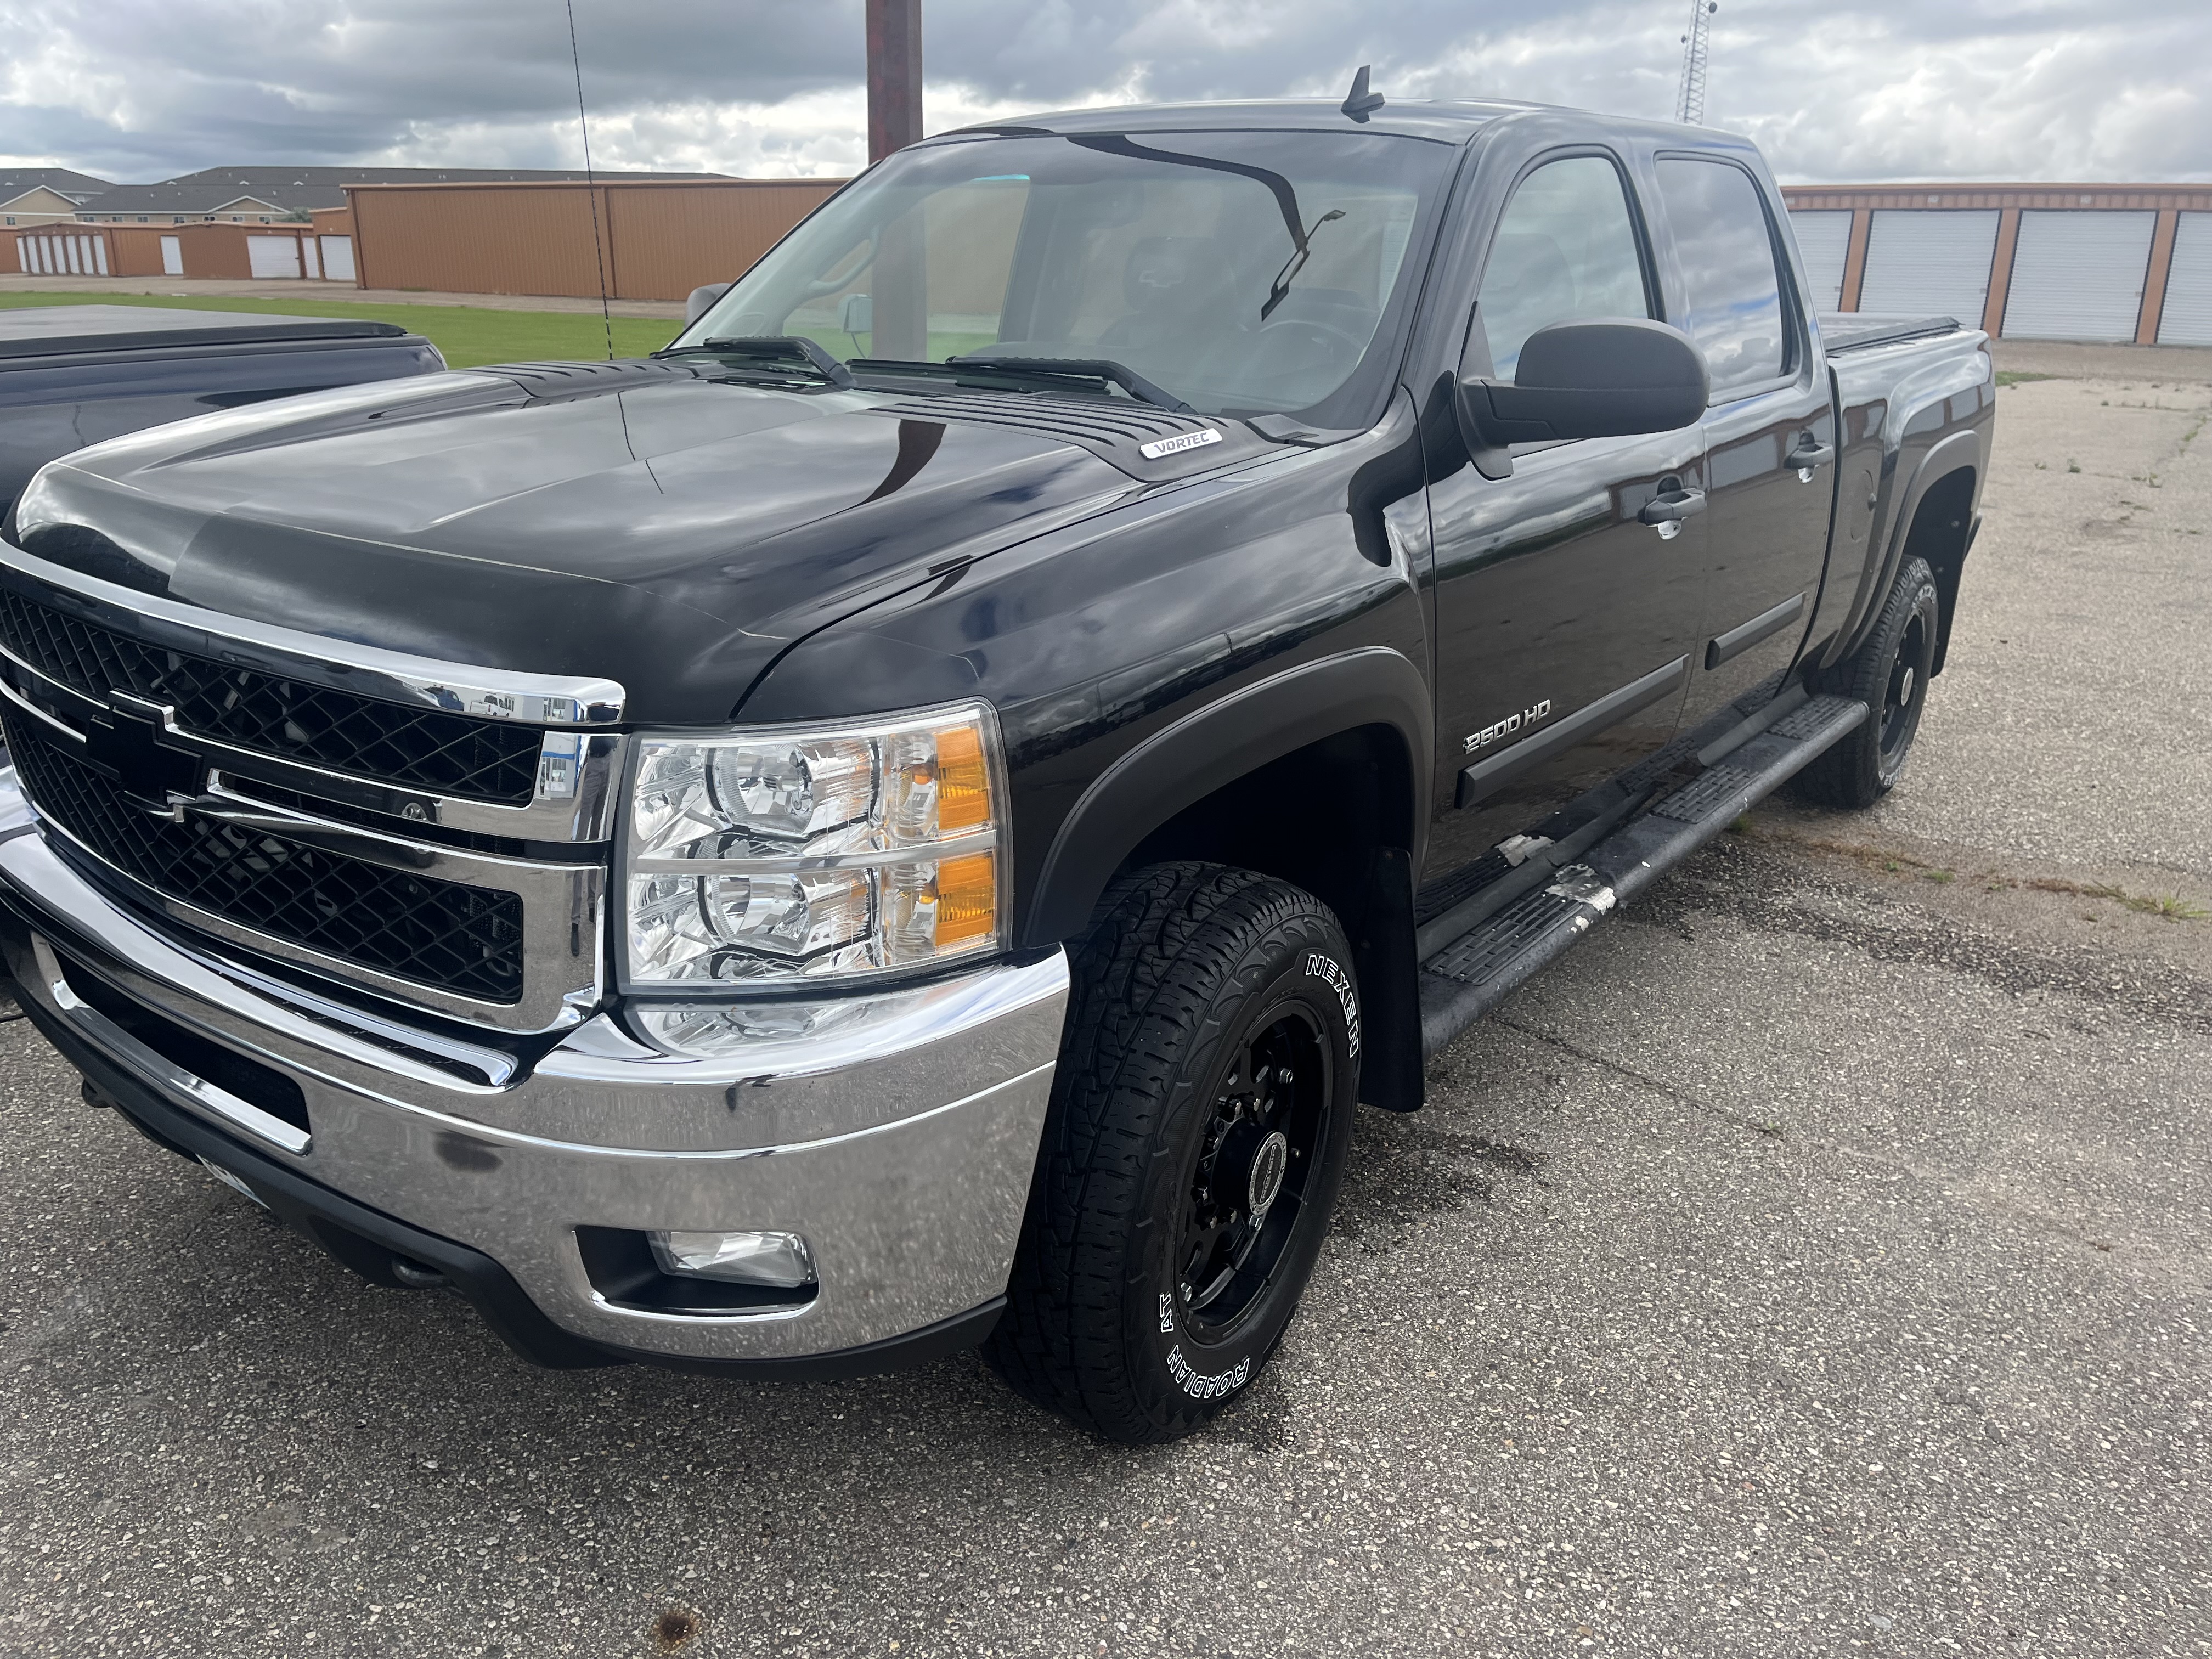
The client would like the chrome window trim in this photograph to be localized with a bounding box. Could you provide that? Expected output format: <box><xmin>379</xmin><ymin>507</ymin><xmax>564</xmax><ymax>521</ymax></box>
<box><xmin>7</xmin><ymin>713</ymin><xmax>602</xmax><ymax>1032</ymax></box>
<box><xmin>0</xmin><ymin>644</ymin><xmax>625</xmax><ymax>842</ymax></box>
<box><xmin>0</xmin><ymin>540</ymin><xmax>625</xmax><ymax>725</ymax></box>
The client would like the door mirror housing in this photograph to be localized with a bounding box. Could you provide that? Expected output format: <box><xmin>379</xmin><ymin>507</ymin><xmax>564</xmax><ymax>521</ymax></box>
<box><xmin>1455</xmin><ymin>319</ymin><xmax>1710</xmax><ymax>449</ymax></box>
<box><xmin>685</xmin><ymin>283</ymin><xmax>733</xmax><ymax>326</ymax></box>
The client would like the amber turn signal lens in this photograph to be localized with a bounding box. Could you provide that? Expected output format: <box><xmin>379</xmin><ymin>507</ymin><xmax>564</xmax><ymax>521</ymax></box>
<box><xmin>934</xmin><ymin>724</ymin><xmax>991</xmax><ymax>832</ymax></box>
<box><xmin>934</xmin><ymin>852</ymin><xmax>997</xmax><ymax>947</ymax></box>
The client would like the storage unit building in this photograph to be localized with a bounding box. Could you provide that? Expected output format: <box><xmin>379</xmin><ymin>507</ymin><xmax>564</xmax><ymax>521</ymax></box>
<box><xmin>1784</xmin><ymin>184</ymin><xmax>2212</xmax><ymax>346</ymax></box>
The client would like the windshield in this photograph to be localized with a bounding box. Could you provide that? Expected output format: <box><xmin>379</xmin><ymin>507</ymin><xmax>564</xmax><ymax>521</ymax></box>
<box><xmin>674</xmin><ymin>129</ymin><xmax>1457</xmax><ymax>425</ymax></box>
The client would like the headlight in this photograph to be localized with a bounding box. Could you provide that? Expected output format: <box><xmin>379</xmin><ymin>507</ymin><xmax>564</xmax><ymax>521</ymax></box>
<box><xmin>622</xmin><ymin>702</ymin><xmax>1007</xmax><ymax>986</ymax></box>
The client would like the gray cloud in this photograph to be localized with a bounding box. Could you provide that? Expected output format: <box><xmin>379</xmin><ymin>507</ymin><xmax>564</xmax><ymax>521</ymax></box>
<box><xmin>1</xmin><ymin>0</ymin><xmax>2205</xmax><ymax>184</ymax></box>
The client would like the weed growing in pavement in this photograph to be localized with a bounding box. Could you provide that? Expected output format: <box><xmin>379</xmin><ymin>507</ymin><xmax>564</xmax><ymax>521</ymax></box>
<box><xmin>2067</xmin><ymin>458</ymin><xmax>2083</xmax><ymax>472</ymax></box>
<box><xmin>1742</xmin><ymin>822</ymin><xmax>2207</xmax><ymax>922</ymax></box>
<box><xmin>2025</xmin><ymin>877</ymin><xmax>2208</xmax><ymax>921</ymax></box>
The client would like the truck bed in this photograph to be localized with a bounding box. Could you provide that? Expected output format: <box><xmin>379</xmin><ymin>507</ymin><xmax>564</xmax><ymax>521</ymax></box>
<box><xmin>1820</xmin><ymin>313</ymin><xmax>1963</xmax><ymax>353</ymax></box>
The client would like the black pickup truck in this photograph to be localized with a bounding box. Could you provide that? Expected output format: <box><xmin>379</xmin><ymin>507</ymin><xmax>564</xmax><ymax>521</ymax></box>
<box><xmin>0</xmin><ymin>94</ymin><xmax>1990</xmax><ymax>1443</ymax></box>
<box><xmin>0</xmin><ymin>304</ymin><xmax>444</xmax><ymax>524</ymax></box>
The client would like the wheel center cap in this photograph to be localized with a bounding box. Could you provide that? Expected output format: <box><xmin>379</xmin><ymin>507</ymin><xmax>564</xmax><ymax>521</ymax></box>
<box><xmin>1896</xmin><ymin>665</ymin><xmax>1915</xmax><ymax>707</ymax></box>
<box><xmin>1246</xmin><ymin>1130</ymin><xmax>1290</xmax><ymax>1215</ymax></box>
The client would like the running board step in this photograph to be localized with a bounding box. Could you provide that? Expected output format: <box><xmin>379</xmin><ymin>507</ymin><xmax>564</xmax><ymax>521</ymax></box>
<box><xmin>1418</xmin><ymin>693</ymin><xmax>1869</xmax><ymax>1058</ymax></box>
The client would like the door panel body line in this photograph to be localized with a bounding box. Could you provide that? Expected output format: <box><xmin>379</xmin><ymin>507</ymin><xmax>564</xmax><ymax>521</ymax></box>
<box><xmin>1456</xmin><ymin>653</ymin><xmax>1688</xmax><ymax>808</ymax></box>
<box><xmin>1705</xmin><ymin>590</ymin><xmax>1805</xmax><ymax>670</ymax></box>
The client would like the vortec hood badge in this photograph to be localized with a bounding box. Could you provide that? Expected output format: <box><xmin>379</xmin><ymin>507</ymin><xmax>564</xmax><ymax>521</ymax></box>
<box><xmin>1137</xmin><ymin>428</ymin><xmax>1222</xmax><ymax>460</ymax></box>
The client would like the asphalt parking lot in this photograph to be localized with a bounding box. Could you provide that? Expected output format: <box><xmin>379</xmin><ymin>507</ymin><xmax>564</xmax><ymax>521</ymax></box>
<box><xmin>2</xmin><ymin>342</ymin><xmax>2208</xmax><ymax>1659</ymax></box>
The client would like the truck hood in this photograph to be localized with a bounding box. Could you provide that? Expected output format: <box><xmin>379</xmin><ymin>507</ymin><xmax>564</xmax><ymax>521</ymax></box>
<box><xmin>9</xmin><ymin>365</ymin><xmax>1136</xmax><ymax>723</ymax></box>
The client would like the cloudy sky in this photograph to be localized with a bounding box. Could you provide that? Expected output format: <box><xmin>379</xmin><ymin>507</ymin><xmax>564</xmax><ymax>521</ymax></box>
<box><xmin>2</xmin><ymin>0</ymin><xmax>2207</xmax><ymax>186</ymax></box>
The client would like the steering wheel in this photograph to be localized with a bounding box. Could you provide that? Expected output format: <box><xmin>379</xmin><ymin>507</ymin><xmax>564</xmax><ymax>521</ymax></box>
<box><xmin>1254</xmin><ymin>314</ymin><xmax>1369</xmax><ymax>368</ymax></box>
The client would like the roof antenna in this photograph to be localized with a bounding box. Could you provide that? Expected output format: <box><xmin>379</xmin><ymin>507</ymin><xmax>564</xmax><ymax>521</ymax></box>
<box><xmin>1341</xmin><ymin>65</ymin><xmax>1385</xmax><ymax>122</ymax></box>
<box><xmin>564</xmin><ymin>0</ymin><xmax>616</xmax><ymax>362</ymax></box>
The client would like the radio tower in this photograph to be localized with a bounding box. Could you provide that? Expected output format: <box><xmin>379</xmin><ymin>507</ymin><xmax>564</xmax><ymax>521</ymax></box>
<box><xmin>1675</xmin><ymin>0</ymin><xmax>1718</xmax><ymax>125</ymax></box>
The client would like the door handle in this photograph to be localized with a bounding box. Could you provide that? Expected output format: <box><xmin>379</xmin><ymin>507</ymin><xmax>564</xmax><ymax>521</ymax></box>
<box><xmin>1637</xmin><ymin>487</ymin><xmax>1707</xmax><ymax>525</ymax></box>
<box><xmin>1787</xmin><ymin>438</ymin><xmax>1835</xmax><ymax>476</ymax></box>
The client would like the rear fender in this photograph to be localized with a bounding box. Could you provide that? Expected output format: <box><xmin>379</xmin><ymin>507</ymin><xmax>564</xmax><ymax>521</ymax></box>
<box><xmin>1825</xmin><ymin>424</ymin><xmax>1984</xmax><ymax>673</ymax></box>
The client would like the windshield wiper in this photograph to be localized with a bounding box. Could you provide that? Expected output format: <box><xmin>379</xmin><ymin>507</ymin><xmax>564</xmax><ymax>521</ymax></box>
<box><xmin>1263</xmin><ymin>208</ymin><xmax>1345</xmax><ymax>320</ymax></box>
<box><xmin>654</xmin><ymin>335</ymin><xmax>855</xmax><ymax>388</ymax></box>
<box><xmin>849</xmin><ymin>354</ymin><xmax>1194</xmax><ymax>414</ymax></box>
<box><xmin>1064</xmin><ymin>134</ymin><xmax>1340</xmax><ymax>325</ymax></box>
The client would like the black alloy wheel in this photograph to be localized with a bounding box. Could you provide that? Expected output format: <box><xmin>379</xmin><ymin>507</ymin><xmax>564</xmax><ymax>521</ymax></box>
<box><xmin>1876</xmin><ymin>597</ymin><xmax>1934</xmax><ymax>779</ymax></box>
<box><xmin>1790</xmin><ymin>554</ymin><xmax>1941</xmax><ymax>811</ymax></box>
<box><xmin>1175</xmin><ymin>1007</ymin><xmax>1333</xmax><ymax>1340</ymax></box>
<box><xmin>986</xmin><ymin>862</ymin><xmax>1360</xmax><ymax>1443</ymax></box>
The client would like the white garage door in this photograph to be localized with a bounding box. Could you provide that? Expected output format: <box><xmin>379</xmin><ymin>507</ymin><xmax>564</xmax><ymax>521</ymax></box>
<box><xmin>2158</xmin><ymin>212</ymin><xmax>2212</xmax><ymax>347</ymax></box>
<box><xmin>160</xmin><ymin>235</ymin><xmax>183</xmax><ymax>276</ymax></box>
<box><xmin>319</xmin><ymin>235</ymin><xmax>356</xmax><ymax>283</ymax></box>
<box><xmin>1787</xmin><ymin>210</ymin><xmax>1853</xmax><ymax>311</ymax></box>
<box><xmin>246</xmin><ymin>235</ymin><xmax>302</xmax><ymax>279</ymax></box>
<box><xmin>1858</xmin><ymin>210</ymin><xmax>1999</xmax><ymax>323</ymax></box>
<box><xmin>2002</xmin><ymin>210</ymin><xmax>2156</xmax><ymax>341</ymax></box>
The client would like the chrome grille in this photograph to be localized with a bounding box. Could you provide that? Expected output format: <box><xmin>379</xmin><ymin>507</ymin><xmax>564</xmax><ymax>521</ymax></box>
<box><xmin>5</xmin><ymin>710</ymin><xmax>526</xmax><ymax>1002</ymax></box>
<box><xmin>0</xmin><ymin>588</ymin><xmax>544</xmax><ymax>804</ymax></box>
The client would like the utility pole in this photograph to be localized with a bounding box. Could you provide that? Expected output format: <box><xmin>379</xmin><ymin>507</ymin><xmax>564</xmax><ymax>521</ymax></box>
<box><xmin>1675</xmin><ymin>0</ymin><xmax>1717</xmax><ymax>126</ymax></box>
<box><xmin>867</xmin><ymin>0</ymin><xmax>923</xmax><ymax>161</ymax></box>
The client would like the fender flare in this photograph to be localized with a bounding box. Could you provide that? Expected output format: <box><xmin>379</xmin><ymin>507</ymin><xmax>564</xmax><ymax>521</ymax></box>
<box><xmin>1020</xmin><ymin>646</ymin><xmax>1433</xmax><ymax>947</ymax></box>
<box><xmin>1827</xmin><ymin>425</ymin><xmax>1982</xmax><ymax>670</ymax></box>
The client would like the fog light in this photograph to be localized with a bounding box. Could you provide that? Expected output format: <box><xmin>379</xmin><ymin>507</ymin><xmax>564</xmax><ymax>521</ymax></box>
<box><xmin>649</xmin><ymin>1229</ymin><xmax>816</xmax><ymax>1289</ymax></box>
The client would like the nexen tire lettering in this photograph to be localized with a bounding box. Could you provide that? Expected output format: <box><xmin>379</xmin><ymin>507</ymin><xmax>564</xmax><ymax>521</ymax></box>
<box><xmin>1306</xmin><ymin>952</ymin><xmax>1359</xmax><ymax>1056</ymax></box>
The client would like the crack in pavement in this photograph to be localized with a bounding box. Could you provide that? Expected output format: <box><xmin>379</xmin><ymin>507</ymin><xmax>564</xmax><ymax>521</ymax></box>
<box><xmin>1630</xmin><ymin>837</ymin><xmax>2212</xmax><ymax>1036</ymax></box>
<box><xmin>1489</xmin><ymin>1015</ymin><xmax>1786</xmax><ymax>1143</ymax></box>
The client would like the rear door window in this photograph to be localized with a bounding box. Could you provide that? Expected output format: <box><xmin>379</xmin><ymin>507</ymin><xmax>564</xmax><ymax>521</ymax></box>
<box><xmin>1655</xmin><ymin>157</ymin><xmax>1791</xmax><ymax>396</ymax></box>
<box><xmin>1476</xmin><ymin>155</ymin><xmax>1652</xmax><ymax>380</ymax></box>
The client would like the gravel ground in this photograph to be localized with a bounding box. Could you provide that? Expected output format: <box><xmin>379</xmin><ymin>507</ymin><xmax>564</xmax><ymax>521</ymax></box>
<box><xmin>1</xmin><ymin>345</ymin><xmax>2208</xmax><ymax>1658</ymax></box>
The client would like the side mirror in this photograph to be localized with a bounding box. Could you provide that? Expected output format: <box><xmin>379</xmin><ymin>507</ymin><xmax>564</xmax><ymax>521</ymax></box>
<box><xmin>685</xmin><ymin>283</ymin><xmax>733</xmax><ymax>326</ymax></box>
<box><xmin>1455</xmin><ymin>319</ymin><xmax>1709</xmax><ymax>449</ymax></box>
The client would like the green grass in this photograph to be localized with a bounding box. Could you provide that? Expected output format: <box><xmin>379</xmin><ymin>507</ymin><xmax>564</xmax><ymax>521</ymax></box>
<box><xmin>1994</xmin><ymin>370</ymin><xmax>2061</xmax><ymax>387</ymax></box>
<box><xmin>0</xmin><ymin>290</ymin><xmax>678</xmax><ymax>369</ymax></box>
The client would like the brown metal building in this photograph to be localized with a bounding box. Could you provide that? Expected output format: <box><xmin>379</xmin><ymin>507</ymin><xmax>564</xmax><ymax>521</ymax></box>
<box><xmin>342</xmin><ymin>178</ymin><xmax>847</xmax><ymax>303</ymax></box>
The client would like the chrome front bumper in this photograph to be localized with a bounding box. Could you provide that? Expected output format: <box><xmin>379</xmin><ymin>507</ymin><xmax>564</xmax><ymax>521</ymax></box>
<box><xmin>0</xmin><ymin>783</ymin><xmax>1068</xmax><ymax>1367</ymax></box>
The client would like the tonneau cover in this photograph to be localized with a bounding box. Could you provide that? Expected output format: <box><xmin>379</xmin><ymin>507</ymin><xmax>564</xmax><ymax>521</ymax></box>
<box><xmin>1820</xmin><ymin>313</ymin><xmax>1962</xmax><ymax>353</ymax></box>
<box><xmin>0</xmin><ymin>304</ymin><xmax>405</xmax><ymax>363</ymax></box>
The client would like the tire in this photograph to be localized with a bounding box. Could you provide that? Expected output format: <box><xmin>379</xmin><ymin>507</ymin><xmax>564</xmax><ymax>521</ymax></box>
<box><xmin>1790</xmin><ymin>554</ymin><xmax>1940</xmax><ymax>810</ymax></box>
<box><xmin>985</xmin><ymin>862</ymin><xmax>1360</xmax><ymax>1443</ymax></box>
